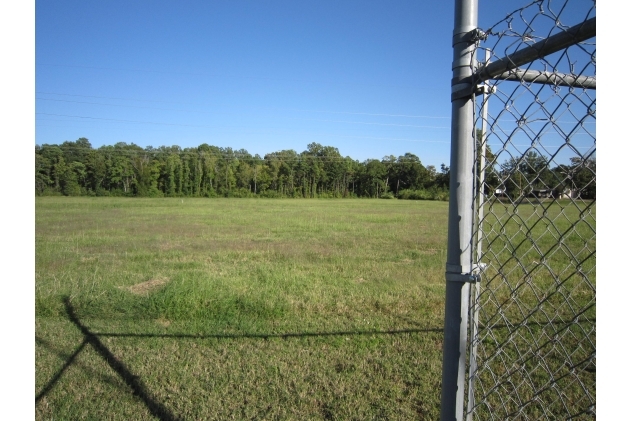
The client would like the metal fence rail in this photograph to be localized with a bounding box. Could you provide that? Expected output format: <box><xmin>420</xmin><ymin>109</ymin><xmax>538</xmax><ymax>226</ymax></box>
<box><xmin>442</xmin><ymin>1</ymin><xmax>595</xmax><ymax>420</ymax></box>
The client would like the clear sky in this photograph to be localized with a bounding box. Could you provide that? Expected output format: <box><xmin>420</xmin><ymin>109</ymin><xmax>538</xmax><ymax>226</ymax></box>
<box><xmin>33</xmin><ymin>0</ymin><xmax>537</xmax><ymax>168</ymax></box>
<box><xmin>35</xmin><ymin>0</ymin><xmax>596</xmax><ymax>168</ymax></box>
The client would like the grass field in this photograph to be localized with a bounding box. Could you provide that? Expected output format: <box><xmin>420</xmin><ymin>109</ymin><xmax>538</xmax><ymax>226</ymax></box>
<box><xmin>35</xmin><ymin>197</ymin><xmax>596</xmax><ymax>420</ymax></box>
<box><xmin>36</xmin><ymin>198</ymin><xmax>450</xmax><ymax>420</ymax></box>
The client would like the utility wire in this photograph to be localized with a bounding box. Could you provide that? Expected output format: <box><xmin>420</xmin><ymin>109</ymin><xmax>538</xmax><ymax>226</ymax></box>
<box><xmin>36</xmin><ymin>91</ymin><xmax>450</xmax><ymax>119</ymax></box>
<box><xmin>36</xmin><ymin>97</ymin><xmax>451</xmax><ymax>127</ymax></box>
<box><xmin>35</xmin><ymin>113</ymin><xmax>446</xmax><ymax>135</ymax></box>
<box><xmin>34</xmin><ymin>145</ymin><xmax>445</xmax><ymax>164</ymax></box>
<box><xmin>37</xmin><ymin>93</ymin><xmax>594</xmax><ymax>125</ymax></box>
<box><xmin>35</xmin><ymin>122</ymin><xmax>450</xmax><ymax>145</ymax></box>
<box><xmin>37</xmin><ymin>63</ymin><xmax>425</xmax><ymax>90</ymax></box>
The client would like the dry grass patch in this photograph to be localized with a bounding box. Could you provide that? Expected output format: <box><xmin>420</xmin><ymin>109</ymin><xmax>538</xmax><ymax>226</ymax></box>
<box><xmin>156</xmin><ymin>317</ymin><xmax>171</xmax><ymax>328</ymax></box>
<box><xmin>118</xmin><ymin>277</ymin><xmax>169</xmax><ymax>296</ymax></box>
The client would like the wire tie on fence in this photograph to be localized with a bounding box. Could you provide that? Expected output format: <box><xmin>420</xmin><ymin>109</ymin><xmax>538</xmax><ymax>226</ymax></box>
<box><xmin>475</xmin><ymin>84</ymin><xmax>496</xmax><ymax>96</ymax></box>
<box><xmin>469</xmin><ymin>28</ymin><xmax>488</xmax><ymax>44</ymax></box>
<box><xmin>453</xmin><ymin>28</ymin><xmax>487</xmax><ymax>47</ymax></box>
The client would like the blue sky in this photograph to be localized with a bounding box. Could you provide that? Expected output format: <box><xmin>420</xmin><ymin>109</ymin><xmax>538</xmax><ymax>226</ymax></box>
<box><xmin>35</xmin><ymin>0</ymin><xmax>596</xmax><ymax>169</ymax></box>
<box><xmin>33</xmin><ymin>0</ymin><xmax>500</xmax><ymax>168</ymax></box>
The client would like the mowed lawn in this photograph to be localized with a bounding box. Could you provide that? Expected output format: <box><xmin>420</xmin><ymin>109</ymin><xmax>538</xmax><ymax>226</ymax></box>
<box><xmin>36</xmin><ymin>197</ymin><xmax>449</xmax><ymax>420</ymax></box>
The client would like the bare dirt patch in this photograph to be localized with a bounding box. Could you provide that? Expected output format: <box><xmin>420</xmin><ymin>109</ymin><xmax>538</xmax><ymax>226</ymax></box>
<box><xmin>118</xmin><ymin>277</ymin><xmax>169</xmax><ymax>296</ymax></box>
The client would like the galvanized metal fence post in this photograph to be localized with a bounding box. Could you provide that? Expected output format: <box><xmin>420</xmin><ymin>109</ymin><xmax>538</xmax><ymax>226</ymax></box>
<box><xmin>465</xmin><ymin>48</ymin><xmax>491</xmax><ymax>421</ymax></box>
<box><xmin>440</xmin><ymin>1</ymin><xmax>478</xmax><ymax>420</ymax></box>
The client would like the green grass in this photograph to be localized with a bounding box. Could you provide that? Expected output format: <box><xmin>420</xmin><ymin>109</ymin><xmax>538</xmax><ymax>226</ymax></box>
<box><xmin>36</xmin><ymin>197</ymin><xmax>449</xmax><ymax>420</ymax></box>
<box><xmin>35</xmin><ymin>197</ymin><xmax>596</xmax><ymax>420</ymax></box>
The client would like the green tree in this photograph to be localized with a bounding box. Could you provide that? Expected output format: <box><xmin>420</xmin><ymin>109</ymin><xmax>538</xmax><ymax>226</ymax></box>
<box><xmin>109</xmin><ymin>144</ymin><xmax>135</xmax><ymax>194</ymax></box>
<box><xmin>397</xmin><ymin>153</ymin><xmax>429</xmax><ymax>190</ymax></box>
<box><xmin>359</xmin><ymin>159</ymin><xmax>387</xmax><ymax>198</ymax></box>
<box><xmin>85</xmin><ymin>150</ymin><xmax>107</xmax><ymax>194</ymax></box>
<box><xmin>60</xmin><ymin>137</ymin><xmax>92</xmax><ymax>165</ymax></box>
<box><xmin>35</xmin><ymin>146</ymin><xmax>55</xmax><ymax>195</ymax></box>
<box><xmin>435</xmin><ymin>164</ymin><xmax>450</xmax><ymax>190</ymax></box>
<box><xmin>500</xmin><ymin>151</ymin><xmax>552</xmax><ymax>199</ymax></box>
<box><xmin>556</xmin><ymin>156</ymin><xmax>596</xmax><ymax>199</ymax></box>
<box><xmin>58</xmin><ymin>161</ymin><xmax>85</xmax><ymax>196</ymax></box>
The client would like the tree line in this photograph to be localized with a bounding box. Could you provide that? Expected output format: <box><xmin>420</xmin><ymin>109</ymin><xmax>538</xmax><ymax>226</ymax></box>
<box><xmin>35</xmin><ymin>137</ymin><xmax>595</xmax><ymax>200</ymax></box>
<box><xmin>35</xmin><ymin>138</ymin><xmax>450</xmax><ymax>199</ymax></box>
<box><xmin>494</xmin><ymin>151</ymin><xmax>596</xmax><ymax>200</ymax></box>
<box><xmin>477</xmin><ymin>129</ymin><xmax>596</xmax><ymax>201</ymax></box>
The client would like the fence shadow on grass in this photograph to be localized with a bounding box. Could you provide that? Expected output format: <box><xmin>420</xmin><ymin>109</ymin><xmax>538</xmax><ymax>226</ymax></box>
<box><xmin>35</xmin><ymin>337</ymin><xmax>88</xmax><ymax>403</ymax></box>
<box><xmin>36</xmin><ymin>335</ymin><xmax>128</xmax><ymax>401</ymax></box>
<box><xmin>36</xmin><ymin>297</ymin><xmax>183</xmax><ymax>421</ymax></box>
<box><xmin>93</xmin><ymin>327</ymin><xmax>444</xmax><ymax>340</ymax></box>
<box><xmin>36</xmin><ymin>296</ymin><xmax>445</xmax><ymax>420</ymax></box>
<box><xmin>38</xmin><ymin>296</ymin><xmax>592</xmax><ymax>419</ymax></box>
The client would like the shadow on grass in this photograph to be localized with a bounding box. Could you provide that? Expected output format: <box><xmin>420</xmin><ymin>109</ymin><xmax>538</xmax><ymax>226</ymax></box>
<box><xmin>38</xmin><ymin>296</ymin><xmax>593</xmax><ymax>419</ymax></box>
<box><xmin>36</xmin><ymin>296</ymin><xmax>445</xmax><ymax>420</ymax></box>
<box><xmin>94</xmin><ymin>327</ymin><xmax>443</xmax><ymax>340</ymax></box>
<box><xmin>36</xmin><ymin>336</ymin><xmax>127</xmax><ymax>399</ymax></box>
<box><xmin>35</xmin><ymin>337</ymin><xmax>88</xmax><ymax>403</ymax></box>
<box><xmin>36</xmin><ymin>297</ymin><xmax>183</xmax><ymax>421</ymax></box>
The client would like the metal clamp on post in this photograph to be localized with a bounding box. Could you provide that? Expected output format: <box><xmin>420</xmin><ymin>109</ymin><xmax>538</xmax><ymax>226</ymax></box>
<box><xmin>445</xmin><ymin>263</ymin><xmax>486</xmax><ymax>283</ymax></box>
<box><xmin>451</xmin><ymin>28</ymin><xmax>486</xmax><ymax>102</ymax></box>
<box><xmin>452</xmin><ymin>75</ymin><xmax>497</xmax><ymax>101</ymax></box>
<box><xmin>451</xmin><ymin>28</ymin><xmax>488</xmax><ymax>101</ymax></box>
<box><xmin>446</xmin><ymin>272</ymin><xmax>481</xmax><ymax>283</ymax></box>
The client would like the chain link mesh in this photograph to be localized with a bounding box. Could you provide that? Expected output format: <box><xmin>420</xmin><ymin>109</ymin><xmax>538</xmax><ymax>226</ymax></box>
<box><xmin>466</xmin><ymin>1</ymin><xmax>596</xmax><ymax>419</ymax></box>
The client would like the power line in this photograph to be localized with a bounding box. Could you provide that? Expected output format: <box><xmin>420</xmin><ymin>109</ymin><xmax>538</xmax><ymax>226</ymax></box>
<box><xmin>35</xmin><ymin>121</ymin><xmax>450</xmax><ymax>145</ymax></box>
<box><xmin>37</xmin><ymin>93</ymin><xmax>594</xmax><ymax>126</ymax></box>
<box><xmin>33</xmin><ymin>144</ymin><xmax>447</xmax><ymax>163</ymax></box>
<box><xmin>35</xmin><ymin>98</ymin><xmax>449</xmax><ymax>129</ymax></box>
<box><xmin>37</xmin><ymin>116</ymin><xmax>591</xmax><ymax>149</ymax></box>
<box><xmin>33</xmin><ymin>143</ymin><xmax>592</xmax><ymax>167</ymax></box>
<box><xmin>36</xmin><ymin>114</ymin><xmax>590</xmax><ymax>148</ymax></box>
<box><xmin>38</xmin><ymin>139</ymin><xmax>591</xmax><ymax>154</ymax></box>
<box><xmin>36</xmin><ymin>91</ymin><xmax>451</xmax><ymax>119</ymax></box>
<box><xmin>37</xmin><ymin>113</ymin><xmax>215</xmax><ymax>128</ymax></box>
<box><xmin>36</xmin><ymin>91</ymin><xmax>189</xmax><ymax>105</ymax></box>
<box><xmin>36</xmin><ymin>63</ymin><xmax>425</xmax><ymax>90</ymax></box>
<box><xmin>35</xmin><ymin>113</ymin><xmax>446</xmax><ymax>140</ymax></box>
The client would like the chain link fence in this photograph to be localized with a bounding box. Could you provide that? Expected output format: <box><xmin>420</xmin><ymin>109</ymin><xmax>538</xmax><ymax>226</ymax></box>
<box><xmin>442</xmin><ymin>1</ymin><xmax>595</xmax><ymax>420</ymax></box>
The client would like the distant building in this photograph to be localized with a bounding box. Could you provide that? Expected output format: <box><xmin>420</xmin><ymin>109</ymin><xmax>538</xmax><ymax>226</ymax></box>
<box><xmin>558</xmin><ymin>188</ymin><xmax>578</xmax><ymax>199</ymax></box>
<box><xmin>531</xmin><ymin>189</ymin><xmax>553</xmax><ymax>198</ymax></box>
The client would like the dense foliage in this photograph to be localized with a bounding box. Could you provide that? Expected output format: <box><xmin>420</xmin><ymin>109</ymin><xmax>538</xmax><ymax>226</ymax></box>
<box><xmin>35</xmin><ymin>138</ymin><xmax>595</xmax><ymax>200</ymax></box>
<box><xmin>35</xmin><ymin>138</ymin><xmax>450</xmax><ymax>199</ymax></box>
